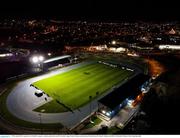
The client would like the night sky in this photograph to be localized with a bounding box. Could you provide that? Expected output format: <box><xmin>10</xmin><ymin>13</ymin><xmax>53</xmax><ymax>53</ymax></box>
<box><xmin>1</xmin><ymin>0</ymin><xmax>179</xmax><ymax>21</ymax></box>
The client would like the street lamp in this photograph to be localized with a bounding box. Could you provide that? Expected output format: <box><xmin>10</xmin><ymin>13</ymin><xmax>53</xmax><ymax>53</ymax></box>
<box><xmin>89</xmin><ymin>96</ymin><xmax>92</xmax><ymax>112</ymax></box>
<box><xmin>89</xmin><ymin>96</ymin><xmax>92</xmax><ymax>121</ymax></box>
<box><xmin>47</xmin><ymin>53</ymin><xmax>52</xmax><ymax>56</ymax></box>
<box><xmin>39</xmin><ymin>113</ymin><xmax>42</xmax><ymax>134</ymax></box>
<box><xmin>112</xmin><ymin>40</ymin><xmax>116</xmax><ymax>45</ymax></box>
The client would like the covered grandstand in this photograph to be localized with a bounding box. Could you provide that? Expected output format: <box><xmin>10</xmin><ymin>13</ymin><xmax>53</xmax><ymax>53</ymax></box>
<box><xmin>98</xmin><ymin>73</ymin><xmax>151</xmax><ymax>120</ymax></box>
<box><xmin>43</xmin><ymin>55</ymin><xmax>71</xmax><ymax>71</ymax></box>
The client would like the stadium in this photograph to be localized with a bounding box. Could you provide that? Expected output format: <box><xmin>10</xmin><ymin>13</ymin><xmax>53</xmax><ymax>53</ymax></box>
<box><xmin>0</xmin><ymin>54</ymin><xmax>151</xmax><ymax>133</ymax></box>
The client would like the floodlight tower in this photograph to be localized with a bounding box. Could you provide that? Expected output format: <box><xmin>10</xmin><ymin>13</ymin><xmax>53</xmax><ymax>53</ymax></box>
<box><xmin>39</xmin><ymin>56</ymin><xmax>44</xmax><ymax>71</ymax></box>
<box><xmin>31</xmin><ymin>55</ymin><xmax>45</xmax><ymax>72</ymax></box>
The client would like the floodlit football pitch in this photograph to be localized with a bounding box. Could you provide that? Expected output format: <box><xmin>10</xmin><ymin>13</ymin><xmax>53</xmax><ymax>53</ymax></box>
<box><xmin>33</xmin><ymin>62</ymin><xmax>134</xmax><ymax>112</ymax></box>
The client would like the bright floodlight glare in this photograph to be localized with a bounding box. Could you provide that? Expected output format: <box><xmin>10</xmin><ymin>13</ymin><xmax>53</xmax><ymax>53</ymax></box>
<box><xmin>48</xmin><ymin>53</ymin><xmax>52</xmax><ymax>56</ymax></box>
<box><xmin>32</xmin><ymin>56</ymin><xmax>39</xmax><ymax>63</ymax></box>
<box><xmin>112</xmin><ymin>40</ymin><xmax>116</xmax><ymax>45</ymax></box>
<box><xmin>39</xmin><ymin>56</ymin><xmax>44</xmax><ymax>61</ymax></box>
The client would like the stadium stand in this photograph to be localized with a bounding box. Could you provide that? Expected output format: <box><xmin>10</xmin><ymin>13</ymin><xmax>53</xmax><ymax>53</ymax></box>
<box><xmin>98</xmin><ymin>73</ymin><xmax>151</xmax><ymax>119</ymax></box>
<box><xmin>43</xmin><ymin>55</ymin><xmax>71</xmax><ymax>71</ymax></box>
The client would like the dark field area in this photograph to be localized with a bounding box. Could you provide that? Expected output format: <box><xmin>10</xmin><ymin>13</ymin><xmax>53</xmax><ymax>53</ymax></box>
<box><xmin>0</xmin><ymin>61</ymin><xmax>29</xmax><ymax>84</ymax></box>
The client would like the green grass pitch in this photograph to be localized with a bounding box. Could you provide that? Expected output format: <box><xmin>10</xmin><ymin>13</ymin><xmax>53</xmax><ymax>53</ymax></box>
<box><xmin>33</xmin><ymin>62</ymin><xmax>134</xmax><ymax>113</ymax></box>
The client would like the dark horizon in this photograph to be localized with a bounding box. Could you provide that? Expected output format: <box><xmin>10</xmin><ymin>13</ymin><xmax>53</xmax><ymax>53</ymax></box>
<box><xmin>0</xmin><ymin>0</ymin><xmax>180</xmax><ymax>21</ymax></box>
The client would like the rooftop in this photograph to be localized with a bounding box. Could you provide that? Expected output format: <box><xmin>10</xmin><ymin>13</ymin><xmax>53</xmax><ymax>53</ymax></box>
<box><xmin>98</xmin><ymin>73</ymin><xmax>150</xmax><ymax>109</ymax></box>
<box><xmin>43</xmin><ymin>55</ymin><xmax>71</xmax><ymax>64</ymax></box>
